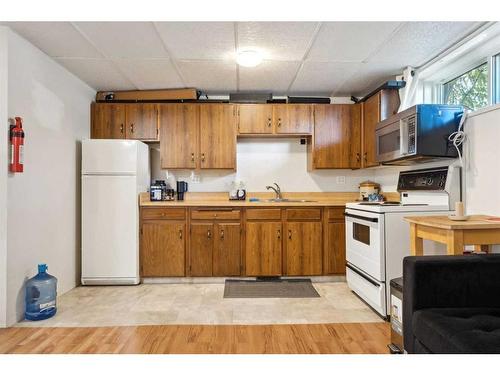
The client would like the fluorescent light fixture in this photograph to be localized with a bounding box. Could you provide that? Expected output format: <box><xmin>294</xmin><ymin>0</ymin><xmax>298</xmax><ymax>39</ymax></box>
<box><xmin>236</xmin><ymin>50</ymin><xmax>263</xmax><ymax>67</ymax></box>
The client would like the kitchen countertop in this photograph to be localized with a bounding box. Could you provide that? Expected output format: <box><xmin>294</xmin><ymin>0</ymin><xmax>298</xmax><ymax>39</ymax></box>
<box><xmin>139</xmin><ymin>192</ymin><xmax>400</xmax><ymax>208</ymax></box>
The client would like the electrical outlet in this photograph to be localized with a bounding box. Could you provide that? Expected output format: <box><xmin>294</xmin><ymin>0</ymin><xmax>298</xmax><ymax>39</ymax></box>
<box><xmin>190</xmin><ymin>171</ymin><xmax>201</xmax><ymax>184</ymax></box>
<box><xmin>336</xmin><ymin>176</ymin><xmax>346</xmax><ymax>184</ymax></box>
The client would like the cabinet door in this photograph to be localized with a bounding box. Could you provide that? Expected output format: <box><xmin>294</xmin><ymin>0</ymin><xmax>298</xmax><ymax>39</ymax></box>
<box><xmin>323</xmin><ymin>221</ymin><xmax>346</xmax><ymax>275</ymax></box>
<box><xmin>312</xmin><ymin>104</ymin><xmax>358</xmax><ymax>169</ymax></box>
<box><xmin>362</xmin><ymin>93</ymin><xmax>380</xmax><ymax>168</ymax></box>
<box><xmin>189</xmin><ymin>223</ymin><xmax>214</xmax><ymax>276</ymax></box>
<box><xmin>213</xmin><ymin>223</ymin><xmax>241</xmax><ymax>276</ymax></box>
<box><xmin>199</xmin><ymin>104</ymin><xmax>236</xmax><ymax>169</ymax></box>
<box><xmin>273</xmin><ymin>104</ymin><xmax>313</xmax><ymax>134</ymax></box>
<box><xmin>285</xmin><ymin>222</ymin><xmax>322</xmax><ymax>276</ymax></box>
<box><xmin>159</xmin><ymin>104</ymin><xmax>199</xmax><ymax>169</ymax></box>
<box><xmin>237</xmin><ymin>104</ymin><xmax>273</xmax><ymax>134</ymax></box>
<box><xmin>125</xmin><ymin>104</ymin><xmax>158</xmax><ymax>140</ymax></box>
<box><xmin>245</xmin><ymin>222</ymin><xmax>282</xmax><ymax>276</ymax></box>
<box><xmin>140</xmin><ymin>221</ymin><xmax>185</xmax><ymax>277</ymax></box>
<box><xmin>91</xmin><ymin>103</ymin><xmax>126</xmax><ymax>139</ymax></box>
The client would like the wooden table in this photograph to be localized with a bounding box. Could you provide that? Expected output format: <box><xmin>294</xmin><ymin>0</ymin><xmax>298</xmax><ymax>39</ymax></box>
<box><xmin>404</xmin><ymin>215</ymin><xmax>500</xmax><ymax>256</ymax></box>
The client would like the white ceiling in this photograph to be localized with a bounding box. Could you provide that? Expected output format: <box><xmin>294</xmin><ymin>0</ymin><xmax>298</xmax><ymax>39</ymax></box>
<box><xmin>2</xmin><ymin>21</ymin><xmax>485</xmax><ymax>97</ymax></box>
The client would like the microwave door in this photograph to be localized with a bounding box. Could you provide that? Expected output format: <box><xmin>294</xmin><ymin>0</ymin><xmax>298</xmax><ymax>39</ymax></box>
<box><xmin>400</xmin><ymin>118</ymin><xmax>409</xmax><ymax>156</ymax></box>
<box><xmin>376</xmin><ymin>121</ymin><xmax>403</xmax><ymax>162</ymax></box>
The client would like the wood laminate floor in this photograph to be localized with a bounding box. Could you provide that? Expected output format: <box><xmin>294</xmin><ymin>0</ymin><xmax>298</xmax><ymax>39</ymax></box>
<box><xmin>0</xmin><ymin>323</ymin><xmax>390</xmax><ymax>354</ymax></box>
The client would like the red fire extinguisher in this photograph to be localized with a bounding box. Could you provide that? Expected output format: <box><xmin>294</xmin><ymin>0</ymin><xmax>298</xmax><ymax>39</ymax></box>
<box><xmin>9</xmin><ymin>117</ymin><xmax>24</xmax><ymax>173</ymax></box>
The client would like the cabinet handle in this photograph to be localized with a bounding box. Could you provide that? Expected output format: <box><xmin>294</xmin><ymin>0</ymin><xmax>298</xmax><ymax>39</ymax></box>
<box><xmin>207</xmin><ymin>229</ymin><xmax>212</xmax><ymax>239</ymax></box>
<box><xmin>268</xmin><ymin>118</ymin><xmax>272</xmax><ymax>127</ymax></box>
<box><xmin>277</xmin><ymin>229</ymin><xmax>281</xmax><ymax>239</ymax></box>
<box><xmin>130</xmin><ymin>123</ymin><xmax>134</xmax><ymax>133</ymax></box>
<box><xmin>179</xmin><ymin>229</ymin><xmax>183</xmax><ymax>239</ymax></box>
<box><xmin>220</xmin><ymin>229</ymin><xmax>224</xmax><ymax>240</ymax></box>
<box><xmin>356</xmin><ymin>153</ymin><xmax>361</xmax><ymax>163</ymax></box>
<box><xmin>363</xmin><ymin>152</ymin><xmax>367</xmax><ymax>162</ymax></box>
<box><xmin>278</xmin><ymin>118</ymin><xmax>282</xmax><ymax>127</ymax></box>
<box><xmin>201</xmin><ymin>153</ymin><xmax>205</xmax><ymax>162</ymax></box>
<box><xmin>120</xmin><ymin>124</ymin><xmax>124</xmax><ymax>133</ymax></box>
<box><xmin>191</xmin><ymin>153</ymin><xmax>195</xmax><ymax>162</ymax></box>
<box><xmin>288</xmin><ymin>230</ymin><xmax>292</xmax><ymax>240</ymax></box>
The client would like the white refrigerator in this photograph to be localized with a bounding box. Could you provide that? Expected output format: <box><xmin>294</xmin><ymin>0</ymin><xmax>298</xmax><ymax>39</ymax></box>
<box><xmin>81</xmin><ymin>139</ymin><xmax>150</xmax><ymax>285</ymax></box>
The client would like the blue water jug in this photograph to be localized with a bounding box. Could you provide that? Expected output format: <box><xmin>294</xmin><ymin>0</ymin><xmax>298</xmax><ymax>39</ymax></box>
<box><xmin>25</xmin><ymin>264</ymin><xmax>57</xmax><ymax>321</ymax></box>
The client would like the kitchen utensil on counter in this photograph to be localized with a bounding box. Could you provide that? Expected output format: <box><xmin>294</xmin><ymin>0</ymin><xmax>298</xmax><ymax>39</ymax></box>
<box><xmin>359</xmin><ymin>181</ymin><xmax>380</xmax><ymax>201</ymax></box>
<box><xmin>229</xmin><ymin>180</ymin><xmax>247</xmax><ymax>201</ymax></box>
<box><xmin>150</xmin><ymin>182</ymin><xmax>163</xmax><ymax>201</ymax></box>
<box><xmin>176</xmin><ymin>181</ymin><xmax>188</xmax><ymax>201</ymax></box>
<box><xmin>165</xmin><ymin>188</ymin><xmax>175</xmax><ymax>201</ymax></box>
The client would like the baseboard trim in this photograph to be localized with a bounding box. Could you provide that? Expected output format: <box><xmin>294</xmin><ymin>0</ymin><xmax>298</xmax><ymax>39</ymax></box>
<box><xmin>142</xmin><ymin>275</ymin><xmax>346</xmax><ymax>284</ymax></box>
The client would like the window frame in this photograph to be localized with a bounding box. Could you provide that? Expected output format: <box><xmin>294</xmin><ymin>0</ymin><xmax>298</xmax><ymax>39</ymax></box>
<box><xmin>439</xmin><ymin>57</ymin><xmax>490</xmax><ymax>110</ymax></box>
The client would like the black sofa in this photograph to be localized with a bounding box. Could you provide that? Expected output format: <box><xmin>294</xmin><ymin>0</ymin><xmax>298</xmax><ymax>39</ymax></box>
<box><xmin>403</xmin><ymin>254</ymin><xmax>500</xmax><ymax>354</ymax></box>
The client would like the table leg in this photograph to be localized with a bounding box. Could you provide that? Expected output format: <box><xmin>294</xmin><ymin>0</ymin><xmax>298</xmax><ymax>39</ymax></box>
<box><xmin>446</xmin><ymin>230</ymin><xmax>464</xmax><ymax>255</ymax></box>
<box><xmin>410</xmin><ymin>223</ymin><xmax>424</xmax><ymax>256</ymax></box>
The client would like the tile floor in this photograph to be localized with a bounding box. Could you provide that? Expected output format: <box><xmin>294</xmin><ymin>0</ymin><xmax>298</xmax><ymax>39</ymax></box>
<box><xmin>16</xmin><ymin>282</ymin><xmax>383</xmax><ymax>327</ymax></box>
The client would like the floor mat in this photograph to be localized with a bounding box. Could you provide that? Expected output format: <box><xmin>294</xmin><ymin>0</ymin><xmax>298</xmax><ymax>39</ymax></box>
<box><xmin>224</xmin><ymin>279</ymin><xmax>320</xmax><ymax>298</ymax></box>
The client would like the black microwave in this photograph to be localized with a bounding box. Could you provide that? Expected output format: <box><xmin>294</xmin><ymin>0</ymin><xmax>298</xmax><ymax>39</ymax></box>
<box><xmin>375</xmin><ymin>104</ymin><xmax>463</xmax><ymax>165</ymax></box>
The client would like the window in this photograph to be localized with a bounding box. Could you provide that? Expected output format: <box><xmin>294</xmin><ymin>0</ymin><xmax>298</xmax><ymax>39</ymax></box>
<box><xmin>443</xmin><ymin>63</ymin><xmax>489</xmax><ymax>111</ymax></box>
<box><xmin>494</xmin><ymin>53</ymin><xmax>500</xmax><ymax>104</ymax></box>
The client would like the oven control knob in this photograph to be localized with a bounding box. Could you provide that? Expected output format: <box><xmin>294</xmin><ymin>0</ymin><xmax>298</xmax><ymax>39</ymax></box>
<box><xmin>426</xmin><ymin>177</ymin><xmax>434</xmax><ymax>185</ymax></box>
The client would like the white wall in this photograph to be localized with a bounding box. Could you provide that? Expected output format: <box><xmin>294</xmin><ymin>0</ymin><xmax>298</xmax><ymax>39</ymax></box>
<box><xmin>0</xmin><ymin>27</ymin><xmax>9</xmax><ymax>328</ymax></box>
<box><xmin>464</xmin><ymin>104</ymin><xmax>500</xmax><ymax>216</ymax></box>
<box><xmin>4</xmin><ymin>29</ymin><xmax>95</xmax><ymax>326</ymax></box>
<box><xmin>150</xmin><ymin>139</ymin><xmax>379</xmax><ymax>193</ymax></box>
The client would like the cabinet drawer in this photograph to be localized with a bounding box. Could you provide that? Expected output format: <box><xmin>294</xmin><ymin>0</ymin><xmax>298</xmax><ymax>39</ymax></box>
<box><xmin>246</xmin><ymin>209</ymin><xmax>281</xmax><ymax>220</ymax></box>
<box><xmin>327</xmin><ymin>207</ymin><xmax>345</xmax><ymax>220</ymax></box>
<box><xmin>286</xmin><ymin>208</ymin><xmax>321</xmax><ymax>221</ymax></box>
<box><xmin>191</xmin><ymin>209</ymin><xmax>241</xmax><ymax>221</ymax></box>
<box><xmin>142</xmin><ymin>208</ymin><xmax>186</xmax><ymax>220</ymax></box>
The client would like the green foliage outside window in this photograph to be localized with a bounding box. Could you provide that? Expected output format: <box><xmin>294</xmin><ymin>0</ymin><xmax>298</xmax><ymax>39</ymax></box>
<box><xmin>443</xmin><ymin>63</ymin><xmax>488</xmax><ymax>111</ymax></box>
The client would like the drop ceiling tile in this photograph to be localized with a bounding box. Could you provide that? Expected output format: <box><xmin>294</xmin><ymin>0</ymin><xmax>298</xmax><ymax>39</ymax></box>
<box><xmin>154</xmin><ymin>22</ymin><xmax>235</xmax><ymax>60</ymax></box>
<box><xmin>237</xmin><ymin>22</ymin><xmax>319</xmax><ymax>61</ymax></box>
<box><xmin>290</xmin><ymin>61</ymin><xmax>362</xmax><ymax>95</ymax></box>
<box><xmin>334</xmin><ymin>62</ymin><xmax>402</xmax><ymax>97</ymax></box>
<box><xmin>4</xmin><ymin>22</ymin><xmax>102</xmax><ymax>58</ymax></box>
<box><xmin>239</xmin><ymin>60</ymin><xmax>300</xmax><ymax>93</ymax></box>
<box><xmin>113</xmin><ymin>59</ymin><xmax>184</xmax><ymax>90</ymax></box>
<box><xmin>177</xmin><ymin>60</ymin><xmax>236</xmax><ymax>93</ymax></box>
<box><xmin>56</xmin><ymin>58</ymin><xmax>135</xmax><ymax>91</ymax></box>
<box><xmin>307</xmin><ymin>22</ymin><xmax>402</xmax><ymax>62</ymax></box>
<box><xmin>73</xmin><ymin>22</ymin><xmax>169</xmax><ymax>59</ymax></box>
<box><xmin>368</xmin><ymin>22</ymin><xmax>483</xmax><ymax>67</ymax></box>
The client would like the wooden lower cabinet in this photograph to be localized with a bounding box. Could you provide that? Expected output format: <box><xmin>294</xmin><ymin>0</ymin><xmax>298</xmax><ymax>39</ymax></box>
<box><xmin>245</xmin><ymin>221</ymin><xmax>282</xmax><ymax>276</ymax></box>
<box><xmin>324</xmin><ymin>221</ymin><xmax>346</xmax><ymax>275</ymax></box>
<box><xmin>189</xmin><ymin>223</ymin><xmax>214</xmax><ymax>276</ymax></box>
<box><xmin>213</xmin><ymin>223</ymin><xmax>241</xmax><ymax>276</ymax></box>
<box><xmin>140</xmin><ymin>221</ymin><xmax>185</xmax><ymax>277</ymax></box>
<box><xmin>285</xmin><ymin>221</ymin><xmax>322</xmax><ymax>276</ymax></box>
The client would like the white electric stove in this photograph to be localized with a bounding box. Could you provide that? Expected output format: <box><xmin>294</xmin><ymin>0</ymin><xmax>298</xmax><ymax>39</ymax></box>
<box><xmin>345</xmin><ymin>165</ymin><xmax>462</xmax><ymax>317</ymax></box>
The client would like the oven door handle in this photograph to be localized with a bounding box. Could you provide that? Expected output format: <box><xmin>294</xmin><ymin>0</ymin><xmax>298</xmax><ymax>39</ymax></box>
<box><xmin>344</xmin><ymin>212</ymin><xmax>378</xmax><ymax>223</ymax></box>
<box><xmin>346</xmin><ymin>263</ymin><xmax>381</xmax><ymax>287</ymax></box>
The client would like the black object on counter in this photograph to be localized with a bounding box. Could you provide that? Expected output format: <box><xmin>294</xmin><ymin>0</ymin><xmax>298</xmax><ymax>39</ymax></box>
<box><xmin>176</xmin><ymin>181</ymin><xmax>188</xmax><ymax>201</ymax></box>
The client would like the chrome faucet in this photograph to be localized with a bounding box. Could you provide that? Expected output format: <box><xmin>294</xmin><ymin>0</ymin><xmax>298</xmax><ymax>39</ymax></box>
<box><xmin>266</xmin><ymin>183</ymin><xmax>282</xmax><ymax>200</ymax></box>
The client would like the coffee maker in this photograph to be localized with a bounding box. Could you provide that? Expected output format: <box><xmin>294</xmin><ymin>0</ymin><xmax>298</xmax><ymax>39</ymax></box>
<box><xmin>176</xmin><ymin>181</ymin><xmax>188</xmax><ymax>201</ymax></box>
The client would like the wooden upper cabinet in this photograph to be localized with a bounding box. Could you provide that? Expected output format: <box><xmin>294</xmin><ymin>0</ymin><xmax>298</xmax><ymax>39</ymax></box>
<box><xmin>245</xmin><ymin>221</ymin><xmax>282</xmax><ymax>276</ymax></box>
<box><xmin>237</xmin><ymin>104</ymin><xmax>273</xmax><ymax>134</ymax></box>
<box><xmin>362</xmin><ymin>89</ymin><xmax>400</xmax><ymax>168</ymax></box>
<box><xmin>125</xmin><ymin>104</ymin><xmax>158</xmax><ymax>140</ymax></box>
<box><xmin>310</xmin><ymin>104</ymin><xmax>360</xmax><ymax>169</ymax></box>
<box><xmin>273</xmin><ymin>104</ymin><xmax>313</xmax><ymax>134</ymax></box>
<box><xmin>199</xmin><ymin>104</ymin><xmax>237</xmax><ymax>169</ymax></box>
<box><xmin>140</xmin><ymin>221</ymin><xmax>185</xmax><ymax>277</ymax></box>
<box><xmin>91</xmin><ymin>103</ymin><xmax>126</xmax><ymax>139</ymax></box>
<box><xmin>285</xmin><ymin>221</ymin><xmax>322</xmax><ymax>276</ymax></box>
<box><xmin>159</xmin><ymin>104</ymin><xmax>199</xmax><ymax>169</ymax></box>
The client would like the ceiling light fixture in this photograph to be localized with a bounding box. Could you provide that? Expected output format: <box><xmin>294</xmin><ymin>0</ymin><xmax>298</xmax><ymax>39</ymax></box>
<box><xmin>236</xmin><ymin>50</ymin><xmax>263</xmax><ymax>67</ymax></box>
